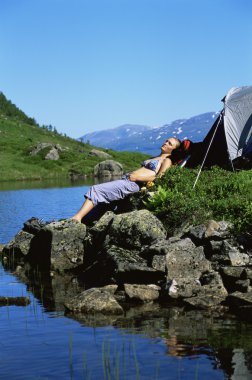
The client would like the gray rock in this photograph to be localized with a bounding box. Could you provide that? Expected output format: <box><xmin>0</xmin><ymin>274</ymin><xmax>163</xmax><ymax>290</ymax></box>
<box><xmin>183</xmin><ymin>295</ymin><xmax>226</xmax><ymax>310</ymax></box>
<box><xmin>64</xmin><ymin>287</ymin><xmax>124</xmax><ymax>314</ymax></box>
<box><xmin>142</xmin><ymin>238</ymin><xmax>180</xmax><ymax>259</ymax></box>
<box><xmin>245</xmin><ymin>269</ymin><xmax>252</xmax><ymax>282</ymax></box>
<box><xmin>89</xmin><ymin>149</ymin><xmax>112</xmax><ymax>158</ymax></box>
<box><xmin>101</xmin><ymin>284</ymin><xmax>118</xmax><ymax>295</ymax></box>
<box><xmin>23</xmin><ymin>217</ymin><xmax>47</xmax><ymax>235</ymax></box>
<box><xmin>227</xmin><ymin>250</ymin><xmax>250</xmax><ymax>266</ymax></box>
<box><xmin>0</xmin><ymin>296</ymin><xmax>30</xmax><ymax>307</ymax></box>
<box><xmin>3</xmin><ymin>230</ymin><xmax>33</xmax><ymax>259</ymax></box>
<box><xmin>208</xmin><ymin>240</ymin><xmax>250</xmax><ymax>266</ymax></box>
<box><xmin>220</xmin><ymin>267</ymin><xmax>247</xmax><ymax>293</ymax></box>
<box><xmin>204</xmin><ymin>220</ymin><xmax>222</xmax><ymax>238</ymax></box>
<box><xmin>94</xmin><ymin>160</ymin><xmax>123</xmax><ymax>177</ymax></box>
<box><xmin>2</xmin><ymin>218</ymin><xmax>85</xmax><ymax>271</ymax></box>
<box><xmin>200</xmin><ymin>271</ymin><xmax>228</xmax><ymax>297</ymax></box>
<box><xmin>188</xmin><ymin>224</ymin><xmax>207</xmax><ymax>243</ymax></box>
<box><xmin>38</xmin><ymin>219</ymin><xmax>86</xmax><ymax>272</ymax></box>
<box><xmin>167</xmin><ymin>278</ymin><xmax>201</xmax><ymax>299</ymax></box>
<box><xmin>164</xmin><ymin>239</ymin><xmax>212</xmax><ymax>300</ymax></box>
<box><xmin>30</xmin><ymin>143</ymin><xmax>54</xmax><ymax>155</ymax></box>
<box><xmin>152</xmin><ymin>255</ymin><xmax>166</xmax><ymax>273</ymax></box>
<box><xmin>166</xmin><ymin>239</ymin><xmax>211</xmax><ymax>280</ymax></box>
<box><xmin>234</xmin><ymin>279</ymin><xmax>251</xmax><ymax>293</ymax></box>
<box><xmin>183</xmin><ymin>272</ymin><xmax>228</xmax><ymax>309</ymax></box>
<box><xmin>30</xmin><ymin>143</ymin><xmax>67</xmax><ymax>160</ymax></box>
<box><xmin>221</xmin><ymin>266</ymin><xmax>246</xmax><ymax>280</ymax></box>
<box><xmin>108</xmin><ymin>209</ymin><xmax>166</xmax><ymax>250</ymax></box>
<box><xmin>205</xmin><ymin>220</ymin><xmax>232</xmax><ymax>239</ymax></box>
<box><xmin>208</xmin><ymin>240</ymin><xmax>224</xmax><ymax>252</ymax></box>
<box><xmin>45</xmin><ymin>147</ymin><xmax>60</xmax><ymax>160</ymax></box>
<box><xmin>124</xmin><ymin>284</ymin><xmax>161</xmax><ymax>303</ymax></box>
<box><xmin>227</xmin><ymin>291</ymin><xmax>252</xmax><ymax>307</ymax></box>
<box><xmin>90</xmin><ymin>211</ymin><xmax>115</xmax><ymax>238</ymax></box>
<box><xmin>103</xmin><ymin>245</ymin><xmax>164</xmax><ymax>284</ymax></box>
<box><xmin>188</xmin><ymin>220</ymin><xmax>232</xmax><ymax>244</ymax></box>
<box><xmin>55</xmin><ymin>144</ymin><xmax>67</xmax><ymax>152</ymax></box>
<box><xmin>200</xmin><ymin>271</ymin><xmax>226</xmax><ymax>287</ymax></box>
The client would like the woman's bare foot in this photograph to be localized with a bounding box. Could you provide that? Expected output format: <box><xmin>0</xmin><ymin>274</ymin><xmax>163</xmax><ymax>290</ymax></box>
<box><xmin>70</xmin><ymin>199</ymin><xmax>94</xmax><ymax>223</ymax></box>
<box><xmin>71</xmin><ymin>216</ymin><xmax>82</xmax><ymax>222</ymax></box>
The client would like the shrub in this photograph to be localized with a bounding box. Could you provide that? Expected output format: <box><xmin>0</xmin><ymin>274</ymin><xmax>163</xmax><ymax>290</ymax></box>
<box><xmin>145</xmin><ymin>166</ymin><xmax>252</xmax><ymax>236</ymax></box>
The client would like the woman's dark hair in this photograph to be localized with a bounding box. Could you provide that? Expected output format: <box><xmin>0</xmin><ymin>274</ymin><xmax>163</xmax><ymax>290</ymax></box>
<box><xmin>170</xmin><ymin>139</ymin><xmax>193</xmax><ymax>164</ymax></box>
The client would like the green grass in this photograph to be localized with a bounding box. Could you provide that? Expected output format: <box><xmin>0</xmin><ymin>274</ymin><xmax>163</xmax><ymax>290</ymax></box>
<box><xmin>145</xmin><ymin>166</ymin><xmax>252</xmax><ymax>235</ymax></box>
<box><xmin>1</xmin><ymin>92</ymin><xmax>251</xmax><ymax>236</ymax></box>
<box><xmin>0</xmin><ymin>116</ymin><xmax>149</xmax><ymax>182</ymax></box>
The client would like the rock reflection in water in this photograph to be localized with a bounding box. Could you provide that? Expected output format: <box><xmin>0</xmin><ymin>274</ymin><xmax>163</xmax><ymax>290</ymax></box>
<box><xmin>7</xmin><ymin>264</ymin><xmax>252</xmax><ymax>380</ymax></box>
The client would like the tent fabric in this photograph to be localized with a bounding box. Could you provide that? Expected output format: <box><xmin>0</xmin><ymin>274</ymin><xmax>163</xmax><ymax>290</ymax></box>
<box><xmin>187</xmin><ymin>86</ymin><xmax>252</xmax><ymax>169</ymax></box>
<box><xmin>224</xmin><ymin>86</ymin><xmax>252</xmax><ymax>160</ymax></box>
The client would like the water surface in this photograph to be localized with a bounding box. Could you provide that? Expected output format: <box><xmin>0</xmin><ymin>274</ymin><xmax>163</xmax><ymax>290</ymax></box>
<box><xmin>1</xmin><ymin>180</ymin><xmax>252</xmax><ymax>380</ymax></box>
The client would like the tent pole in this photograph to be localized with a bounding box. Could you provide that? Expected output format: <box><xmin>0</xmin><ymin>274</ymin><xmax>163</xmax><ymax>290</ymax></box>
<box><xmin>193</xmin><ymin>112</ymin><xmax>223</xmax><ymax>189</ymax></box>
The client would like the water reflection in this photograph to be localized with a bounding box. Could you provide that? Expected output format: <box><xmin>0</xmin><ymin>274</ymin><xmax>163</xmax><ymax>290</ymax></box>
<box><xmin>3</xmin><ymin>262</ymin><xmax>252</xmax><ymax>380</ymax></box>
<box><xmin>0</xmin><ymin>177</ymin><xmax>94</xmax><ymax>191</ymax></box>
<box><xmin>0</xmin><ymin>175</ymin><xmax>122</xmax><ymax>192</ymax></box>
<box><xmin>1</xmin><ymin>182</ymin><xmax>252</xmax><ymax>379</ymax></box>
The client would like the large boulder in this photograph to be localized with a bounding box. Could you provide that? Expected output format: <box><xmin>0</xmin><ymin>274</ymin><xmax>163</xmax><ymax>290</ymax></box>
<box><xmin>94</xmin><ymin>160</ymin><xmax>123</xmax><ymax>178</ymax></box>
<box><xmin>87</xmin><ymin>209</ymin><xmax>166</xmax><ymax>253</ymax></box>
<box><xmin>166</xmin><ymin>238</ymin><xmax>211</xmax><ymax>280</ymax></box>
<box><xmin>82</xmin><ymin>210</ymin><xmax>167</xmax><ymax>284</ymax></box>
<box><xmin>165</xmin><ymin>238</ymin><xmax>212</xmax><ymax>299</ymax></box>
<box><xmin>37</xmin><ymin>219</ymin><xmax>86</xmax><ymax>272</ymax></box>
<box><xmin>2</xmin><ymin>218</ymin><xmax>86</xmax><ymax>273</ymax></box>
<box><xmin>81</xmin><ymin>244</ymin><xmax>164</xmax><ymax>285</ymax></box>
<box><xmin>106</xmin><ymin>209</ymin><xmax>167</xmax><ymax>250</ymax></box>
<box><xmin>29</xmin><ymin>143</ymin><xmax>67</xmax><ymax>161</ymax></box>
<box><xmin>30</xmin><ymin>143</ymin><xmax>54</xmax><ymax>155</ymax></box>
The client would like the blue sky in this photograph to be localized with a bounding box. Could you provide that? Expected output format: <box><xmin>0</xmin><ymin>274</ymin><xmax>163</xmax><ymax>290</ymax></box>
<box><xmin>1</xmin><ymin>0</ymin><xmax>251</xmax><ymax>138</ymax></box>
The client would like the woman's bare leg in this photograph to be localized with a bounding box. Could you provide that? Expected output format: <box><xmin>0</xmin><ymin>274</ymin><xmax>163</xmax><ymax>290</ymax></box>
<box><xmin>71</xmin><ymin>198</ymin><xmax>94</xmax><ymax>222</ymax></box>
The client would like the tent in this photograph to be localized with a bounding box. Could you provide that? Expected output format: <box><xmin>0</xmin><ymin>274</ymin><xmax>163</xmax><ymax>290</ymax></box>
<box><xmin>187</xmin><ymin>86</ymin><xmax>252</xmax><ymax>170</ymax></box>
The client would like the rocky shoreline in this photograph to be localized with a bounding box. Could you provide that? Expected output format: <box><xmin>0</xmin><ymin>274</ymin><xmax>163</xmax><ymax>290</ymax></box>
<box><xmin>1</xmin><ymin>208</ymin><xmax>252</xmax><ymax>321</ymax></box>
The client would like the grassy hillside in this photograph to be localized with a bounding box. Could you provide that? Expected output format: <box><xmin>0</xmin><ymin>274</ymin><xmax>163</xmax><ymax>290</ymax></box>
<box><xmin>0</xmin><ymin>93</ymin><xmax>149</xmax><ymax>181</ymax></box>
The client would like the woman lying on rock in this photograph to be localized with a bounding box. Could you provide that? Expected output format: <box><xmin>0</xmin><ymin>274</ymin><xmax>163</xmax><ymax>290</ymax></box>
<box><xmin>71</xmin><ymin>137</ymin><xmax>181</xmax><ymax>223</ymax></box>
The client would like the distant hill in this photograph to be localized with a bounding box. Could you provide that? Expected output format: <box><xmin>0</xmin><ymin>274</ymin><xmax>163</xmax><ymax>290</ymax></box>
<box><xmin>0</xmin><ymin>92</ymin><xmax>37</xmax><ymax>126</ymax></box>
<box><xmin>0</xmin><ymin>93</ymin><xmax>148</xmax><ymax>181</ymax></box>
<box><xmin>80</xmin><ymin>112</ymin><xmax>220</xmax><ymax>155</ymax></box>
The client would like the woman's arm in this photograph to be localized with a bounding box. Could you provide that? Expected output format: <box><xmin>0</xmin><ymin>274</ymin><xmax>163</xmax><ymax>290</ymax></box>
<box><xmin>128</xmin><ymin>171</ymin><xmax>156</xmax><ymax>182</ymax></box>
<box><xmin>156</xmin><ymin>158</ymin><xmax>172</xmax><ymax>177</ymax></box>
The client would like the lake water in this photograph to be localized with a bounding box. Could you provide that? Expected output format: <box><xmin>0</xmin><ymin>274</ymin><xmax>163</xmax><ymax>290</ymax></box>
<box><xmin>1</xmin><ymin>179</ymin><xmax>252</xmax><ymax>380</ymax></box>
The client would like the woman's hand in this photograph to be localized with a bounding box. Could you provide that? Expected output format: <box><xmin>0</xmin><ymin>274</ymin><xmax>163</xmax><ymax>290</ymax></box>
<box><xmin>128</xmin><ymin>172</ymin><xmax>138</xmax><ymax>181</ymax></box>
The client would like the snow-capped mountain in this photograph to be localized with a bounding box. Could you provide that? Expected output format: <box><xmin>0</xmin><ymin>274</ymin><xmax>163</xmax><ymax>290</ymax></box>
<box><xmin>79</xmin><ymin>112</ymin><xmax>219</xmax><ymax>155</ymax></box>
